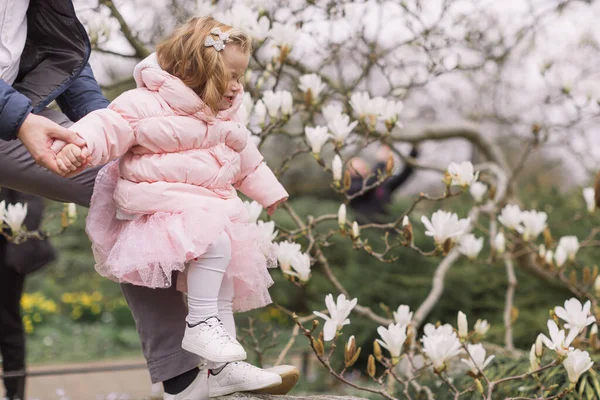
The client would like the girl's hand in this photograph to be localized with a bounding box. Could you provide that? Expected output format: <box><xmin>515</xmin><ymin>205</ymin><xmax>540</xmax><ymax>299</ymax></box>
<box><xmin>56</xmin><ymin>144</ymin><xmax>89</xmax><ymax>175</ymax></box>
<box><xmin>267</xmin><ymin>197</ymin><xmax>288</xmax><ymax>216</ymax></box>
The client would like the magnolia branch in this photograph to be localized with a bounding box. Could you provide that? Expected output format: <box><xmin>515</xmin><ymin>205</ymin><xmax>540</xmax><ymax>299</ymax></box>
<box><xmin>503</xmin><ymin>255</ymin><xmax>517</xmax><ymax>351</ymax></box>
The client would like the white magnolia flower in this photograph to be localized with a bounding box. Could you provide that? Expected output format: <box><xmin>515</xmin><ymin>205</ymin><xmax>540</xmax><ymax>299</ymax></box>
<box><xmin>253</xmin><ymin>100</ymin><xmax>267</xmax><ymax>126</ymax></box>
<box><xmin>458</xmin><ymin>234</ymin><xmax>484</xmax><ymax>260</ymax></box>
<box><xmin>557</xmin><ymin>236</ymin><xmax>580</xmax><ymax>261</ymax></box>
<box><xmin>349</xmin><ymin>92</ymin><xmax>373</xmax><ymax>119</ymax></box>
<box><xmin>554</xmin><ymin>246</ymin><xmax>568</xmax><ymax>268</ymax></box>
<box><xmin>276</xmin><ymin>241</ymin><xmax>302</xmax><ymax>273</ymax></box>
<box><xmin>322</xmin><ymin>104</ymin><xmax>343</xmax><ymax>125</ymax></box>
<box><xmin>262</xmin><ymin>90</ymin><xmax>282</xmax><ymax>119</ymax></box>
<box><xmin>328</xmin><ymin>113</ymin><xmax>358</xmax><ymax>144</ymax></box>
<box><xmin>421</xmin><ymin>210</ymin><xmax>470</xmax><ymax>245</ymax></box>
<box><xmin>461</xmin><ymin>344</ymin><xmax>494</xmax><ymax>375</ymax></box>
<box><xmin>458</xmin><ymin>311</ymin><xmax>468</xmax><ymax>339</ymax></box>
<box><xmin>517</xmin><ymin>210</ymin><xmax>547</xmax><ymax>241</ymax></box>
<box><xmin>280</xmin><ymin>90</ymin><xmax>293</xmax><ymax>116</ymax></box>
<box><xmin>337</xmin><ymin>204</ymin><xmax>347</xmax><ymax>227</ymax></box>
<box><xmin>498</xmin><ymin>204</ymin><xmax>522</xmax><ymax>230</ymax></box>
<box><xmin>268</xmin><ymin>22</ymin><xmax>298</xmax><ymax>50</ymax></box>
<box><xmin>0</xmin><ymin>200</ymin><xmax>5</xmax><ymax>223</ymax></box>
<box><xmin>332</xmin><ymin>155</ymin><xmax>343</xmax><ymax>181</ymax></box>
<box><xmin>423</xmin><ymin>323</ymin><xmax>455</xmax><ymax>337</ymax></box>
<box><xmin>494</xmin><ymin>232</ymin><xmax>506</xmax><ymax>254</ymax></box>
<box><xmin>469</xmin><ymin>182</ymin><xmax>488</xmax><ymax>203</ymax></box>
<box><xmin>530</xmin><ymin>344</ymin><xmax>540</xmax><ymax>371</ymax></box>
<box><xmin>3</xmin><ymin>202</ymin><xmax>28</xmax><ymax>234</ymax></box>
<box><xmin>289</xmin><ymin>252</ymin><xmax>311</xmax><ymax>282</ymax></box>
<box><xmin>352</xmin><ymin>221</ymin><xmax>360</xmax><ymax>238</ymax></box>
<box><xmin>554</xmin><ymin>298</ymin><xmax>595</xmax><ymax>334</ymax></box>
<box><xmin>256</xmin><ymin>220</ymin><xmax>278</xmax><ymax>242</ymax></box>
<box><xmin>447</xmin><ymin>161</ymin><xmax>479</xmax><ymax>187</ymax></box>
<box><xmin>393</xmin><ymin>305</ymin><xmax>413</xmax><ymax>327</ymax></box>
<box><xmin>563</xmin><ymin>349</ymin><xmax>594</xmax><ymax>384</ymax></box>
<box><xmin>313</xmin><ymin>294</ymin><xmax>358</xmax><ymax>341</ymax></box>
<box><xmin>421</xmin><ymin>325</ymin><xmax>463</xmax><ymax>371</ymax></box>
<box><xmin>242</xmin><ymin>92</ymin><xmax>254</xmax><ymax>115</ymax></box>
<box><xmin>379</xmin><ymin>100</ymin><xmax>404</xmax><ymax>124</ymax></box>
<box><xmin>583</xmin><ymin>187</ymin><xmax>596</xmax><ymax>213</ymax></box>
<box><xmin>244</xmin><ymin>200</ymin><xmax>263</xmax><ymax>223</ymax></box>
<box><xmin>540</xmin><ymin>320</ymin><xmax>578</xmax><ymax>356</ymax></box>
<box><xmin>299</xmin><ymin>74</ymin><xmax>325</xmax><ymax>104</ymax></box>
<box><xmin>376</xmin><ymin>323</ymin><xmax>407</xmax><ymax>358</ymax></box>
<box><xmin>474</xmin><ymin>319</ymin><xmax>490</xmax><ymax>336</ymax></box>
<box><xmin>305</xmin><ymin>126</ymin><xmax>329</xmax><ymax>154</ymax></box>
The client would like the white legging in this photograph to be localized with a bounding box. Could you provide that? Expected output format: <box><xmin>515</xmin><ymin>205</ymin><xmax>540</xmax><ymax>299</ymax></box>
<box><xmin>185</xmin><ymin>232</ymin><xmax>235</xmax><ymax>337</ymax></box>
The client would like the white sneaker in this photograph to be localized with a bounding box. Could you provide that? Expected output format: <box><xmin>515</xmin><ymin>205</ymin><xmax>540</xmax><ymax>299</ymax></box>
<box><xmin>207</xmin><ymin>361</ymin><xmax>283</xmax><ymax>397</ymax></box>
<box><xmin>182</xmin><ymin>316</ymin><xmax>247</xmax><ymax>362</ymax></box>
<box><xmin>163</xmin><ymin>370</ymin><xmax>208</xmax><ymax>400</ymax></box>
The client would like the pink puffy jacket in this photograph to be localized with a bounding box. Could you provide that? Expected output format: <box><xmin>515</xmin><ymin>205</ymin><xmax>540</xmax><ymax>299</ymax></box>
<box><xmin>68</xmin><ymin>54</ymin><xmax>288</xmax><ymax>218</ymax></box>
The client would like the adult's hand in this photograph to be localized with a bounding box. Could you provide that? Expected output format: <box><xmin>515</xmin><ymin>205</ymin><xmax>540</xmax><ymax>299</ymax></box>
<box><xmin>17</xmin><ymin>113</ymin><xmax>86</xmax><ymax>176</ymax></box>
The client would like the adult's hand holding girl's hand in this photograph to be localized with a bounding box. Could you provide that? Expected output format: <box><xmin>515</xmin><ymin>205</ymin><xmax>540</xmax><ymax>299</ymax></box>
<box><xmin>55</xmin><ymin>144</ymin><xmax>89</xmax><ymax>176</ymax></box>
<box><xmin>17</xmin><ymin>113</ymin><xmax>87</xmax><ymax>176</ymax></box>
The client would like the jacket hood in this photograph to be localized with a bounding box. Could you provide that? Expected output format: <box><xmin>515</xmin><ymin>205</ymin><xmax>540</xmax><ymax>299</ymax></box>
<box><xmin>133</xmin><ymin>53</ymin><xmax>242</xmax><ymax>123</ymax></box>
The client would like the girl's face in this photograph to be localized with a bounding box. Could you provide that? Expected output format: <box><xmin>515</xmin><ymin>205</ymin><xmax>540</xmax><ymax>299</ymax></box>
<box><xmin>218</xmin><ymin>44</ymin><xmax>250</xmax><ymax>111</ymax></box>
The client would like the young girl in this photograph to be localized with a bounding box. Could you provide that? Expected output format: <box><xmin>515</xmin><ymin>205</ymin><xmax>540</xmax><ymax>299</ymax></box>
<box><xmin>53</xmin><ymin>17</ymin><xmax>291</xmax><ymax>398</ymax></box>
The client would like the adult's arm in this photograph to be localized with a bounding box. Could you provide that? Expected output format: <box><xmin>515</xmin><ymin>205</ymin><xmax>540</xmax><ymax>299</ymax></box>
<box><xmin>0</xmin><ymin>79</ymin><xmax>33</xmax><ymax>141</ymax></box>
<box><xmin>56</xmin><ymin>64</ymin><xmax>110</xmax><ymax>121</ymax></box>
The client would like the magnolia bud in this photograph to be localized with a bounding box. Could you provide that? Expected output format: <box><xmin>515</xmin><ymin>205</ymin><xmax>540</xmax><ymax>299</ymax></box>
<box><xmin>529</xmin><ymin>344</ymin><xmax>540</xmax><ymax>372</ymax></box>
<box><xmin>338</xmin><ymin>204</ymin><xmax>347</xmax><ymax>228</ymax></box>
<box><xmin>583</xmin><ymin>267</ymin><xmax>591</xmax><ymax>284</ymax></box>
<box><xmin>352</xmin><ymin>221</ymin><xmax>360</xmax><ymax>239</ymax></box>
<box><xmin>373</xmin><ymin>340</ymin><xmax>383</xmax><ymax>362</ymax></box>
<box><xmin>332</xmin><ymin>155</ymin><xmax>343</xmax><ymax>183</ymax></box>
<box><xmin>344</xmin><ymin>336</ymin><xmax>361</xmax><ymax>368</ymax></box>
<box><xmin>367</xmin><ymin>354</ymin><xmax>376</xmax><ymax>377</ymax></box>
<box><xmin>535</xmin><ymin>334</ymin><xmax>543</xmax><ymax>357</ymax></box>
<box><xmin>312</xmin><ymin>336</ymin><xmax>324</xmax><ymax>356</ymax></box>
<box><xmin>385</xmin><ymin>154</ymin><xmax>394</xmax><ymax>176</ymax></box>
<box><xmin>494</xmin><ymin>232</ymin><xmax>506</xmax><ymax>254</ymax></box>
<box><xmin>343</xmin><ymin>170</ymin><xmax>352</xmax><ymax>191</ymax></box>
<box><xmin>67</xmin><ymin>203</ymin><xmax>77</xmax><ymax>224</ymax></box>
<box><xmin>594</xmin><ymin>276</ymin><xmax>600</xmax><ymax>297</ymax></box>
<box><xmin>458</xmin><ymin>311</ymin><xmax>468</xmax><ymax>339</ymax></box>
<box><xmin>475</xmin><ymin>379</ymin><xmax>484</xmax><ymax>394</ymax></box>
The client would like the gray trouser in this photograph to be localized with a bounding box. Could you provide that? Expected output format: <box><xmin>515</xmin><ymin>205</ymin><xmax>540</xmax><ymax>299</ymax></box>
<box><xmin>0</xmin><ymin>109</ymin><xmax>200</xmax><ymax>383</ymax></box>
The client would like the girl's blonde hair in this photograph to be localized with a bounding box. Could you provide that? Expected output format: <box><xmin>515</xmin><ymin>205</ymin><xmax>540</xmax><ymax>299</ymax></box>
<box><xmin>156</xmin><ymin>16</ymin><xmax>251</xmax><ymax>114</ymax></box>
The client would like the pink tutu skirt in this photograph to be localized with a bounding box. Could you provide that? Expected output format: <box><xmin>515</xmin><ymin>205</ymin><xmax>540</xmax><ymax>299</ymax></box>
<box><xmin>87</xmin><ymin>161</ymin><xmax>276</xmax><ymax>312</ymax></box>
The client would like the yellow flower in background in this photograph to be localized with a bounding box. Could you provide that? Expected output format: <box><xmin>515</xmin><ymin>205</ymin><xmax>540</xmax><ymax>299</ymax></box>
<box><xmin>62</xmin><ymin>293</ymin><xmax>74</xmax><ymax>304</ymax></box>
<box><xmin>92</xmin><ymin>291</ymin><xmax>103</xmax><ymax>302</ymax></box>
<box><xmin>23</xmin><ymin>316</ymin><xmax>33</xmax><ymax>334</ymax></box>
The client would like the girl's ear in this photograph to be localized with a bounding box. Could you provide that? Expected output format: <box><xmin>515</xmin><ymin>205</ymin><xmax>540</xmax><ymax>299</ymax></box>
<box><xmin>595</xmin><ymin>171</ymin><xmax>600</xmax><ymax>208</ymax></box>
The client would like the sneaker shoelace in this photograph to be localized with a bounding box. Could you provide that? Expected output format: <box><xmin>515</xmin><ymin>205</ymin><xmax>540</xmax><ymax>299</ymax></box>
<box><xmin>203</xmin><ymin>316</ymin><xmax>237</xmax><ymax>344</ymax></box>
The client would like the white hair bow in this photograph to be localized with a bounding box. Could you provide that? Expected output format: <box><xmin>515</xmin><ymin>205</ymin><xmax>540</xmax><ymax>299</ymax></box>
<box><xmin>204</xmin><ymin>28</ymin><xmax>230</xmax><ymax>52</ymax></box>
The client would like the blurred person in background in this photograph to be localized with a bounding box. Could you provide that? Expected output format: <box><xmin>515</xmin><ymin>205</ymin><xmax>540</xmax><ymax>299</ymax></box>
<box><xmin>0</xmin><ymin>190</ymin><xmax>56</xmax><ymax>400</ymax></box>
<box><xmin>347</xmin><ymin>144</ymin><xmax>419</xmax><ymax>223</ymax></box>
